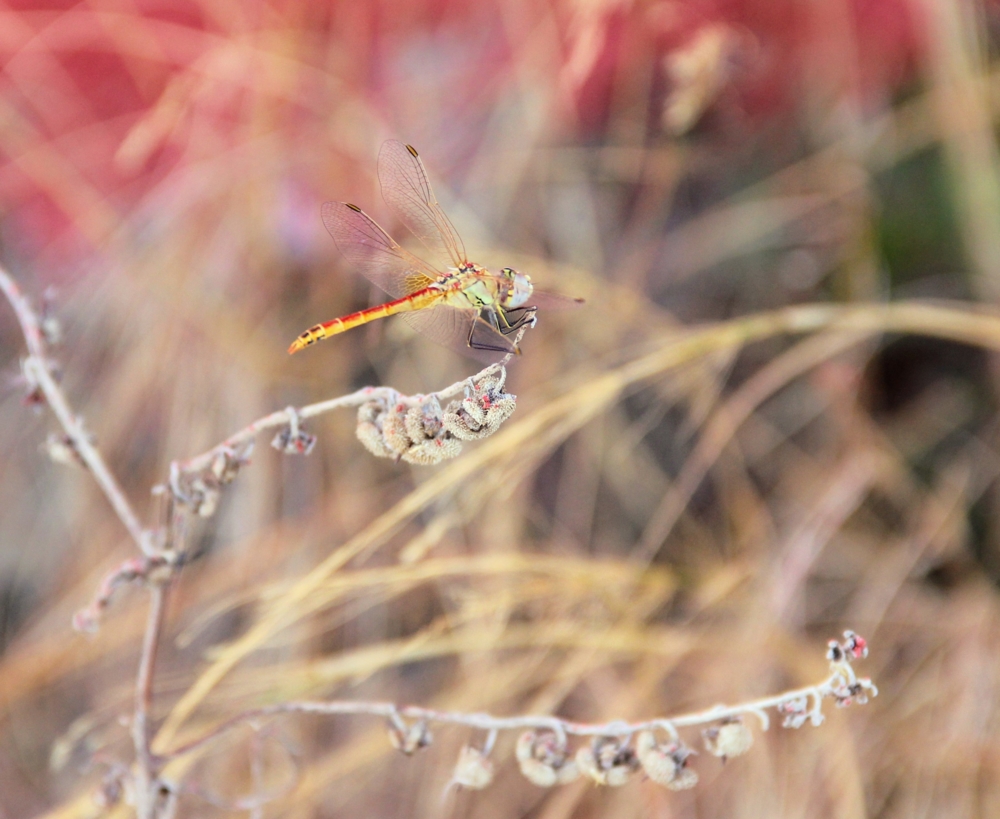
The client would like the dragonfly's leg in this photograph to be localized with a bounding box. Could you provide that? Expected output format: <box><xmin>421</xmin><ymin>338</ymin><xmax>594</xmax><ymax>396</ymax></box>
<box><xmin>468</xmin><ymin>310</ymin><xmax>518</xmax><ymax>353</ymax></box>
<box><xmin>514</xmin><ymin>306</ymin><xmax>537</xmax><ymax>330</ymax></box>
<box><xmin>498</xmin><ymin>306</ymin><xmax>537</xmax><ymax>336</ymax></box>
<box><xmin>485</xmin><ymin>308</ymin><xmax>505</xmax><ymax>332</ymax></box>
<box><xmin>466</xmin><ymin>314</ymin><xmax>480</xmax><ymax>348</ymax></box>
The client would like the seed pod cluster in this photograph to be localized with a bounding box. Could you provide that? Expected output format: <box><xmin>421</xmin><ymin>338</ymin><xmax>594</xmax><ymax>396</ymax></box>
<box><xmin>702</xmin><ymin>717</ymin><xmax>753</xmax><ymax>761</ymax></box>
<box><xmin>515</xmin><ymin>731</ymin><xmax>580</xmax><ymax>787</ymax></box>
<box><xmin>636</xmin><ymin>732</ymin><xmax>699</xmax><ymax>790</ymax></box>
<box><xmin>575</xmin><ymin>737</ymin><xmax>639</xmax><ymax>787</ymax></box>
<box><xmin>356</xmin><ymin>370</ymin><xmax>516</xmax><ymax>465</ymax></box>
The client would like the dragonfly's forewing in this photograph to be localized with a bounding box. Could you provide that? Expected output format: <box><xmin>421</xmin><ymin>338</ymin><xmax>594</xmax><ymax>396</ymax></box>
<box><xmin>378</xmin><ymin>141</ymin><xmax>467</xmax><ymax>269</ymax></box>
<box><xmin>321</xmin><ymin>201</ymin><xmax>438</xmax><ymax>298</ymax></box>
<box><xmin>402</xmin><ymin>306</ymin><xmax>518</xmax><ymax>364</ymax></box>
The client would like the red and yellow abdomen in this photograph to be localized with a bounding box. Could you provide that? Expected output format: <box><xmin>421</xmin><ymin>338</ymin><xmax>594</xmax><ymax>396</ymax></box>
<box><xmin>288</xmin><ymin>288</ymin><xmax>441</xmax><ymax>354</ymax></box>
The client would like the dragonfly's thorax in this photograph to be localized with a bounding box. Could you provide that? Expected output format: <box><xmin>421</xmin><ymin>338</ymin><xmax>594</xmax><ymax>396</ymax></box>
<box><xmin>435</xmin><ymin>262</ymin><xmax>497</xmax><ymax>309</ymax></box>
<box><xmin>434</xmin><ymin>262</ymin><xmax>533</xmax><ymax>315</ymax></box>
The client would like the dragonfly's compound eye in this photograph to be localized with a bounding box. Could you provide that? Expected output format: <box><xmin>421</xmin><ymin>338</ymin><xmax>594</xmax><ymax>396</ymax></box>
<box><xmin>502</xmin><ymin>268</ymin><xmax>533</xmax><ymax>308</ymax></box>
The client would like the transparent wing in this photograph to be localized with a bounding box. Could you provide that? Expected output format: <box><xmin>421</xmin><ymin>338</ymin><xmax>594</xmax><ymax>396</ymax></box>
<box><xmin>524</xmin><ymin>290</ymin><xmax>586</xmax><ymax>311</ymax></box>
<box><xmin>321</xmin><ymin>201</ymin><xmax>439</xmax><ymax>298</ymax></box>
<box><xmin>378</xmin><ymin>141</ymin><xmax>467</xmax><ymax>269</ymax></box>
<box><xmin>402</xmin><ymin>305</ymin><xmax>518</xmax><ymax>364</ymax></box>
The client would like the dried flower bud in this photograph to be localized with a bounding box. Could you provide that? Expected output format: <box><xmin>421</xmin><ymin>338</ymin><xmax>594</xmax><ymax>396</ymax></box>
<box><xmin>72</xmin><ymin>606</ymin><xmax>101</xmax><ymax>634</ymax></box>
<box><xmin>169</xmin><ymin>443</ymin><xmax>253</xmax><ymax>516</ymax></box>
<box><xmin>442</xmin><ymin>373</ymin><xmax>516</xmax><ymax>441</ymax></box>
<box><xmin>832</xmin><ymin>678</ymin><xmax>878</xmax><ymax>708</ymax></box>
<box><xmin>515</xmin><ymin>731</ymin><xmax>579</xmax><ymax>787</ymax></box>
<box><xmin>826</xmin><ymin>640</ymin><xmax>844</xmax><ymax>663</ymax></box>
<box><xmin>40</xmin><ymin>315</ymin><xmax>62</xmax><ymax>346</ymax></box>
<box><xmin>43</xmin><ymin>433</ymin><xmax>84</xmax><ymax>467</ymax></box>
<box><xmin>270</xmin><ymin>408</ymin><xmax>316</xmax><ymax>455</ymax></box>
<box><xmin>380</xmin><ymin>402</ymin><xmax>412</xmax><ymax>454</ymax></box>
<box><xmin>356</xmin><ymin>401</ymin><xmax>396</xmax><ymax>458</ymax></box>
<box><xmin>357</xmin><ymin>399</ymin><xmax>464</xmax><ymax>465</ymax></box>
<box><xmin>827</xmin><ymin>630</ymin><xmax>869</xmax><ymax>664</ymax></box>
<box><xmin>271</xmin><ymin>427</ymin><xmax>317</xmax><ymax>455</ymax></box>
<box><xmin>188</xmin><ymin>477</ymin><xmax>220</xmax><ymax>518</ymax></box>
<box><xmin>702</xmin><ymin>717</ymin><xmax>753</xmax><ymax>761</ymax></box>
<box><xmin>40</xmin><ymin>286</ymin><xmax>62</xmax><ymax>346</ymax></box>
<box><xmin>354</xmin><ymin>370</ymin><xmax>515</xmax><ymax>465</ymax></box>
<box><xmin>400</xmin><ymin>436</ymin><xmax>464</xmax><ymax>465</ymax></box>
<box><xmin>777</xmin><ymin>696</ymin><xmax>813</xmax><ymax>729</ymax></box>
<box><xmin>210</xmin><ymin>443</ymin><xmax>254</xmax><ymax>483</ymax></box>
<box><xmin>576</xmin><ymin>738</ymin><xmax>638</xmax><ymax>787</ymax></box>
<box><xmin>636</xmin><ymin>732</ymin><xmax>698</xmax><ymax>790</ymax></box>
<box><xmin>404</xmin><ymin>397</ymin><xmax>443</xmax><ymax>440</ymax></box>
<box><xmin>388</xmin><ymin>720</ymin><xmax>432</xmax><ymax>755</ymax></box>
<box><xmin>451</xmin><ymin>746</ymin><xmax>494</xmax><ymax>790</ymax></box>
<box><xmin>842</xmin><ymin>630</ymin><xmax>868</xmax><ymax>659</ymax></box>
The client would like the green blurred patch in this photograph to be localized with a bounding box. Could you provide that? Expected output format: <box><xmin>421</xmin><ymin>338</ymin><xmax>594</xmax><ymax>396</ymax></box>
<box><xmin>874</xmin><ymin>146</ymin><xmax>967</xmax><ymax>287</ymax></box>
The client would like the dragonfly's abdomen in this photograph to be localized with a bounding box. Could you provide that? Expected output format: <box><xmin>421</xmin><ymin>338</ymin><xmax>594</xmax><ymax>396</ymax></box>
<box><xmin>287</xmin><ymin>289</ymin><xmax>438</xmax><ymax>354</ymax></box>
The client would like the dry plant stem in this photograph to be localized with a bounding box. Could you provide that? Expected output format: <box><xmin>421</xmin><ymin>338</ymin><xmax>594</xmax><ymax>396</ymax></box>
<box><xmin>179</xmin><ymin>324</ymin><xmax>529</xmax><ymax>476</ymax></box>
<box><xmin>0</xmin><ymin>267</ymin><xmax>168</xmax><ymax>816</ymax></box>
<box><xmin>132</xmin><ymin>584</ymin><xmax>169</xmax><ymax>817</ymax></box>
<box><xmin>177</xmin><ymin>363</ymin><xmax>506</xmax><ymax>476</ymax></box>
<box><xmin>0</xmin><ymin>266</ymin><xmax>152</xmax><ymax>557</ymax></box>
<box><xmin>165</xmin><ymin>664</ymin><xmax>862</xmax><ymax>761</ymax></box>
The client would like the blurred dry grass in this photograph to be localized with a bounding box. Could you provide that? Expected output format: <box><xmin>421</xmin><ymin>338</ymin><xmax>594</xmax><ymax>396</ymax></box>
<box><xmin>2</xmin><ymin>1</ymin><xmax>1000</xmax><ymax>817</ymax></box>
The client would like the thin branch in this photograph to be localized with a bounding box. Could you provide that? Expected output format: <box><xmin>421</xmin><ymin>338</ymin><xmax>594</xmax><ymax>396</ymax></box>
<box><xmin>175</xmin><ymin>361</ymin><xmax>506</xmax><ymax>478</ymax></box>
<box><xmin>131</xmin><ymin>584</ymin><xmax>170</xmax><ymax>819</ymax></box>
<box><xmin>175</xmin><ymin>319</ymin><xmax>533</xmax><ymax>480</ymax></box>
<box><xmin>1</xmin><ymin>266</ymin><xmax>177</xmax><ymax>818</ymax></box>
<box><xmin>165</xmin><ymin>643</ymin><xmax>876</xmax><ymax>762</ymax></box>
<box><xmin>0</xmin><ymin>266</ymin><xmax>152</xmax><ymax>556</ymax></box>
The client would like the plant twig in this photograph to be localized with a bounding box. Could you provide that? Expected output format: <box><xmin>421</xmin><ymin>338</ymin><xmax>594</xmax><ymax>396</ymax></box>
<box><xmin>132</xmin><ymin>584</ymin><xmax>170</xmax><ymax>818</ymax></box>
<box><xmin>0</xmin><ymin>265</ymin><xmax>152</xmax><ymax>556</ymax></box>
<box><xmin>164</xmin><ymin>633</ymin><xmax>876</xmax><ymax>761</ymax></box>
<box><xmin>175</xmin><ymin>362</ymin><xmax>506</xmax><ymax>477</ymax></box>
<box><xmin>175</xmin><ymin>321</ymin><xmax>532</xmax><ymax>480</ymax></box>
<box><xmin>0</xmin><ymin>266</ymin><xmax>172</xmax><ymax>817</ymax></box>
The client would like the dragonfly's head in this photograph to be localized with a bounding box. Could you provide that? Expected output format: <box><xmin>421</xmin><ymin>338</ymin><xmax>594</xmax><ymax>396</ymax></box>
<box><xmin>500</xmin><ymin>267</ymin><xmax>533</xmax><ymax>309</ymax></box>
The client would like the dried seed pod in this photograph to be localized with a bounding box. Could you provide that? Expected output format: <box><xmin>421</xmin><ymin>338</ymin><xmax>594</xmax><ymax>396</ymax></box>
<box><xmin>43</xmin><ymin>433</ymin><xmax>82</xmax><ymax>467</ymax></box>
<box><xmin>777</xmin><ymin>695</ymin><xmax>812</xmax><ymax>728</ymax></box>
<box><xmin>271</xmin><ymin>426</ymin><xmax>317</xmax><ymax>455</ymax></box>
<box><xmin>575</xmin><ymin>738</ymin><xmax>638</xmax><ymax>787</ymax></box>
<box><xmin>207</xmin><ymin>442</ymin><xmax>254</xmax><ymax>484</ymax></box>
<box><xmin>515</xmin><ymin>731</ymin><xmax>579</xmax><ymax>787</ymax></box>
<box><xmin>403</xmin><ymin>397</ymin><xmax>443</xmax><ymax>442</ymax></box>
<box><xmin>702</xmin><ymin>717</ymin><xmax>753</xmax><ymax>761</ymax></box>
<box><xmin>380</xmin><ymin>402</ymin><xmax>412</xmax><ymax>454</ymax></box>
<box><xmin>355</xmin><ymin>397</ymin><xmax>467</xmax><ymax>464</ymax></box>
<box><xmin>356</xmin><ymin>401</ymin><xmax>395</xmax><ymax>458</ymax></box>
<box><xmin>442</xmin><ymin>373</ymin><xmax>517</xmax><ymax>441</ymax></box>
<box><xmin>388</xmin><ymin>720</ymin><xmax>432</xmax><ymax>755</ymax></box>
<box><xmin>353</xmin><ymin>370</ymin><xmax>515</xmax><ymax>464</ymax></box>
<box><xmin>452</xmin><ymin>746</ymin><xmax>494</xmax><ymax>790</ymax></box>
<box><xmin>188</xmin><ymin>477</ymin><xmax>220</xmax><ymax>518</ymax></box>
<box><xmin>636</xmin><ymin>732</ymin><xmax>698</xmax><ymax>790</ymax></box>
<box><xmin>400</xmin><ymin>436</ymin><xmax>463</xmax><ymax>465</ymax></box>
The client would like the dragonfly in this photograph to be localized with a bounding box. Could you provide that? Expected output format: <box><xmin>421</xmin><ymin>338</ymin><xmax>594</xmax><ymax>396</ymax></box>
<box><xmin>289</xmin><ymin>140</ymin><xmax>581</xmax><ymax>361</ymax></box>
